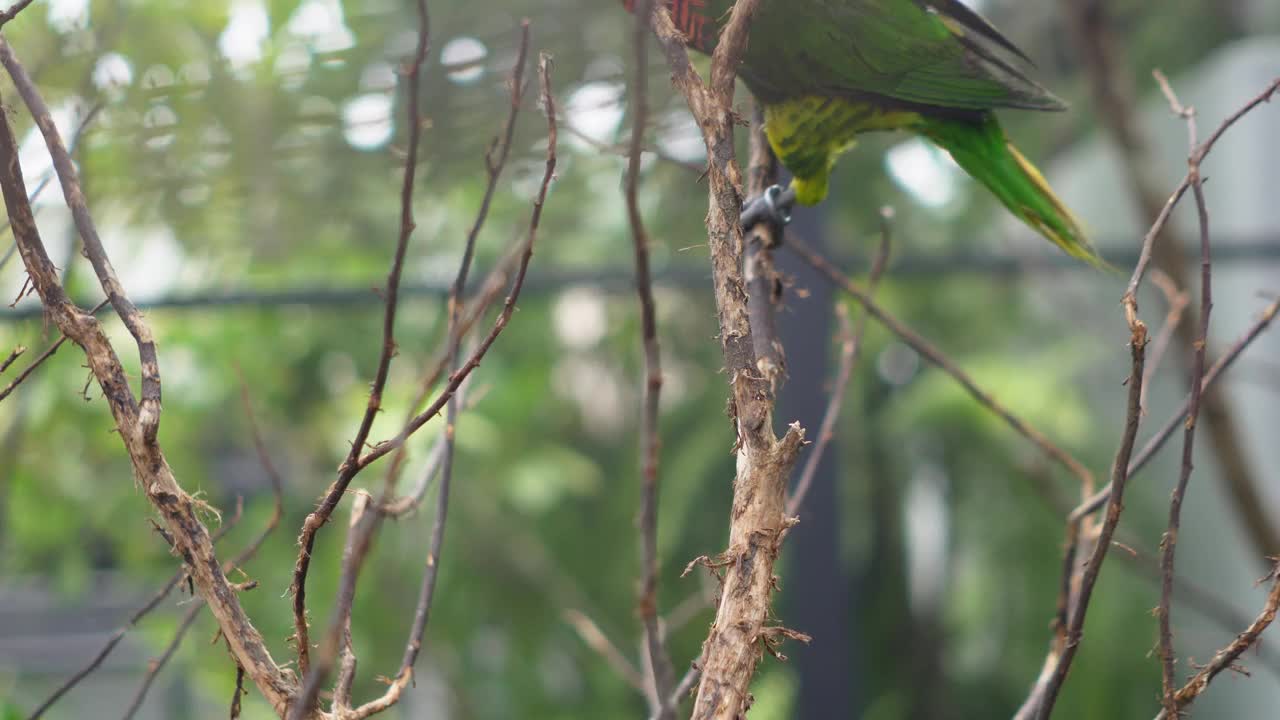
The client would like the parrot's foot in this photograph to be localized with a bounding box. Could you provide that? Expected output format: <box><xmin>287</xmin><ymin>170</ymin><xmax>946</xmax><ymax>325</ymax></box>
<box><xmin>739</xmin><ymin>184</ymin><xmax>796</xmax><ymax>233</ymax></box>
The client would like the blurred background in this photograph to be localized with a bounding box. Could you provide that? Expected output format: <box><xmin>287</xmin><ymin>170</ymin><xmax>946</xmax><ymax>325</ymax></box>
<box><xmin>1</xmin><ymin>0</ymin><xmax>1279</xmax><ymax>718</ymax></box>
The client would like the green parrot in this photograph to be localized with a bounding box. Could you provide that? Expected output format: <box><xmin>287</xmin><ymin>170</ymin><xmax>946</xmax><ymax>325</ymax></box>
<box><xmin>624</xmin><ymin>0</ymin><xmax>1100</xmax><ymax>264</ymax></box>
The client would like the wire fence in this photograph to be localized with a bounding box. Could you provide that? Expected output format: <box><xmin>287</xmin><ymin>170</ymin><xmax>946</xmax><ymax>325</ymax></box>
<box><xmin>3</xmin><ymin>237</ymin><xmax>1277</xmax><ymax>322</ymax></box>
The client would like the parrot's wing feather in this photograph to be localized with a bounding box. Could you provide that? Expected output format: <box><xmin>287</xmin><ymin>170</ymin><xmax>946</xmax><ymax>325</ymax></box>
<box><xmin>913</xmin><ymin>0</ymin><xmax>1034</xmax><ymax>65</ymax></box>
<box><xmin>796</xmin><ymin>1</ymin><xmax>1064</xmax><ymax>111</ymax></box>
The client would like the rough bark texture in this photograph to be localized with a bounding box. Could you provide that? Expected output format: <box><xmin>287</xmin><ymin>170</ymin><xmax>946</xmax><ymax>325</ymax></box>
<box><xmin>0</xmin><ymin>88</ymin><xmax>300</xmax><ymax>715</ymax></box>
<box><xmin>645</xmin><ymin>4</ymin><xmax>808</xmax><ymax>718</ymax></box>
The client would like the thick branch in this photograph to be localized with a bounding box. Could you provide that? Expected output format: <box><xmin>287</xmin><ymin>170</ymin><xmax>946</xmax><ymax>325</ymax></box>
<box><xmin>0</xmin><ymin>38</ymin><xmax>162</xmax><ymax>442</ymax></box>
<box><xmin>0</xmin><ymin>73</ymin><xmax>297</xmax><ymax>719</ymax></box>
<box><xmin>646</xmin><ymin>4</ymin><xmax>809</xmax><ymax>718</ymax></box>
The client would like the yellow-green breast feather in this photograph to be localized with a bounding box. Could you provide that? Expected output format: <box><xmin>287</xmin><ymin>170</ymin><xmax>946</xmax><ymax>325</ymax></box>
<box><xmin>764</xmin><ymin>96</ymin><xmax>921</xmax><ymax>206</ymax></box>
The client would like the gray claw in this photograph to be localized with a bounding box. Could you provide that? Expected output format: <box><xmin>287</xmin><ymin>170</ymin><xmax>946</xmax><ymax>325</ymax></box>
<box><xmin>740</xmin><ymin>184</ymin><xmax>797</xmax><ymax>231</ymax></box>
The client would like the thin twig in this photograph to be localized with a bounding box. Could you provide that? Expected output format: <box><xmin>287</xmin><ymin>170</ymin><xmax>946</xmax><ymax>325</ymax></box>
<box><xmin>359</xmin><ymin>8</ymin><xmax>533</xmax><ymax>693</ymax></box>
<box><xmin>1016</xmin><ymin>318</ymin><xmax>1148</xmax><ymax>720</ymax></box>
<box><xmin>1140</xmin><ymin>270</ymin><xmax>1190</xmax><ymax>412</ymax></box>
<box><xmin>786</xmin><ymin>208</ymin><xmax>893</xmax><ymax>517</ymax></box>
<box><xmin>0</xmin><ymin>300</ymin><xmax>109</xmax><ymax>404</ymax></box>
<box><xmin>406</xmin><ymin>41</ymin><xmax>554</xmax><ymax>696</ymax></box>
<box><xmin>1153</xmin><ymin>72</ymin><xmax>1213</xmax><ymax>717</ymax></box>
<box><xmin>1016</xmin><ymin>69</ymin><xmax>1280</xmax><ymax>720</ymax></box>
<box><xmin>786</xmin><ymin>236</ymin><xmax>1096</xmax><ymax>493</ymax></box>
<box><xmin>627</xmin><ymin>1</ymin><xmax>676</xmax><ymax>716</ymax></box>
<box><xmin>564</xmin><ymin>609</ymin><xmax>647</xmax><ymax>692</ymax></box>
<box><xmin>0</xmin><ymin>0</ymin><xmax>35</xmax><ymax>28</ymax></box>
<box><xmin>229</xmin><ymin>365</ymin><xmax>287</xmax><ymax>568</ymax></box>
<box><xmin>0</xmin><ymin>345</ymin><xmax>22</xmax><ymax>374</ymax></box>
<box><xmin>336</xmin><ymin>47</ymin><xmax>558</xmax><ymax>720</ymax></box>
<box><xmin>1122</xmin><ymin>76</ymin><xmax>1280</xmax><ymax>312</ymax></box>
<box><xmin>1072</xmin><ymin>296</ymin><xmax>1280</xmax><ymax>521</ymax></box>
<box><xmin>1154</xmin><ymin>562</ymin><xmax>1280</xmax><ymax>719</ymax></box>
<box><xmin>116</xmin><ymin>579</ymin><xmax>256</xmax><ymax>720</ymax></box>
<box><xmin>230</xmin><ymin>662</ymin><xmax>246</xmax><ymax>719</ymax></box>
<box><xmin>378</xmin><ymin>377</ymin><xmax>475</xmax><ymax>518</ymax></box>
<box><xmin>1065</xmin><ymin>79</ymin><xmax>1280</xmax><ymax>520</ymax></box>
<box><xmin>650</xmin><ymin>663</ymin><xmax>701</xmax><ymax>720</ymax></box>
<box><xmin>1120</xmin><ymin>542</ymin><xmax>1280</xmax><ymax>683</ymax></box>
<box><xmin>120</xmin><ymin>600</ymin><xmax>206</xmax><ymax>720</ymax></box>
<box><xmin>287</xmin><ymin>0</ymin><xmax>436</xmax><ymax>680</ymax></box>
<box><xmin>332</xmin><ymin>490</ymin><xmax>372</xmax><ymax>713</ymax></box>
<box><xmin>1064</xmin><ymin>0</ymin><xmax>1280</xmax><ymax>564</ymax></box>
<box><xmin>375</xmin><ymin>242</ymin><xmax>520</xmax><ymax>511</ymax></box>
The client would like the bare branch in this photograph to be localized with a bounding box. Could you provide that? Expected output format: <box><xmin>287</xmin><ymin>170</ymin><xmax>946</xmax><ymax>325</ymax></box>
<box><xmin>378</xmin><ymin>377</ymin><xmax>474</xmax><ymax>518</ymax></box>
<box><xmin>0</xmin><ymin>39</ymin><xmax>162</xmax><ymax>442</ymax></box>
<box><xmin>1</xmin><ymin>300</ymin><xmax>108</xmax><ymax>404</ymax></box>
<box><xmin>1016</xmin><ymin>68</ymin><xmax>1280</xmax><ymax>720</ymax></box>
<box><xmin>0</xmin><ymin>51</ymin><xmax>296</xmax><ymax>719</ymax></box>
<box><xmin>643</xmin><ymin>3</ymin><xmax>812</xmax><ymax>717</ymax></box>
<box><xmin>228</xmin><ymin>367</ymin><xmax>287</xmax><ymax>574</ymax></box>
<box><xmin>743</xmin><ymin>102</ymin><xmax>785</xmax><ymax>392</ymax></box>
<box><xmin>1073</xmin><ymin>296</ymin><xmax>1280</xmax><ymax>520</ymax></box>
<box><xmin>1121</xmin><ymin>75</ymin><xmax>1280</xmax><ymax>311</ymax></box>
<box><xmin>26</xmin><ymin>496</ymin><xmax>244</xmax><ymax>720</ymax></box>
<box><xmin>0</xmin><ymin>101</ymin><xmax>101</xmax><ymax>274</ymax></box>
<box><xmin>1119</xmin><ymin>543</ymin><xmax>1280</xmax><ymax>683</ymax></box>
<box><xmin>231</xmin><ymin>663</ymin><xmax>247</xmax><ymax>720</ymax></box>
<box><xmin>563</xmin><ymin>609</ymin><xmax>647</xmax><ymax>692</ymax></box>
<box><xmin>786</xmin><ymin>208</ymin><xmax>893</xmax><ymax>517</ymax></box>
<box><xmin>1015</xmin><ymin>317</ymin><xmax>1148</xmax><ymax>720</ymax></box>
<box><xmin>322</xmin><ymin>46</ymin><xmax>558</xmax><ymax>720</ymax></box>
<box><xmin>1154</xmin><ymin>563</ymin><xmax>1280</xmax><ymax>719</ymax></box>
<box><xmin>120</xmin><ymin>600</ymin><xmax>206</xmax><ymax>720</ymax></box>
<box><xmin>382</xmin><ymin>43</ymin><xmax>555</xmax><ymax>705</ymax></box>
<box><xmin>626</xmin><ymin>2</ymin><xmax>676</xmax><ymax>716</ymax></box>
<box><xmin>1061</xmin><ymin>0</ymin><xmax>1280</xmax><ymax>564</ymax></box>
<box><xmin>786</xmin><ymin>236</ymin><xmax>1095</xmax><ymax>492</ymax></box>
<box><xmin>651</xmin><ymin>662</ymin><xmax>702</xmax><ymax>720</ymax></box>
<box><xmin>1140</xmin><ymin>270</ymin><xmax>1190</xmax><ymax>412</ymax></box>
<box><xmin>1153</xmin><ymin>71</ymin><xmax>1214</xmax><ymax>717</ymax></box>
<box><xmin>333</xmin><ymin>490</ymin><xmax>373</xmax><ymax>713</ymax></box>
<box><xmin>0</xmin><ymin>345</ymin><xmax>22</xmax><ymax>374</ymax></box>
<box><xmin>116</xmin><ymin>435</ymin><xmax>281</xmax><ymax>720</ymax></box>
<box><xmin>0</xmin><ymin>0</ymin><xmax>35</xmax><ymax>28</ymax></box>
<box><xmin>287</xmin><ymin>0</ymin><xmax>437</xmax><ymax>679</ymax></box>
<box><xmin>286</xmin><ymin>0</ymin><xmax>438</xmax><ymax>711</ymax></box>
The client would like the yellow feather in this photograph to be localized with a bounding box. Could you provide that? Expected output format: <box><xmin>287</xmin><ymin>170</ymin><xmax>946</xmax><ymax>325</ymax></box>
<box><xmin>763</xmin><ymin>96</ymin><xmax>920</xmax><ymax>205</ymax></box>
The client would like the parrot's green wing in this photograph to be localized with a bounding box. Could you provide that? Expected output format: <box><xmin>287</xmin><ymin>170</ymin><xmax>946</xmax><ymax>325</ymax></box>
<box><xmin>738</xmin><ymin>0</ymin><xmax>1064</xmax><ymax>111</ymax></box>
<box><xmin>913</xmin><ymin>0</ymin><xmax>1033</xmax><ymax>64</ymax></box>
<box><xmin>631</xmin><ymin>0</ymin><xmax>1100</xmax><ymax>263</ymax></box>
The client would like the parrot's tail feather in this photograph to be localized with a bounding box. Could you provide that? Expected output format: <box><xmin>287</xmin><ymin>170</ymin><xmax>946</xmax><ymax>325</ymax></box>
<box><xmin>919</xmin><ymin>114</ymin><xmax>1106</xmax><ymax>267</ymax></box>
